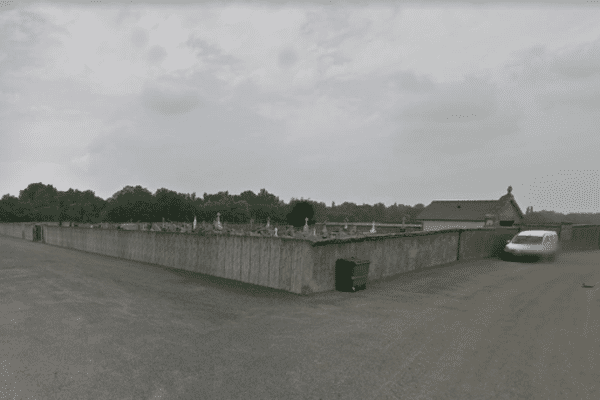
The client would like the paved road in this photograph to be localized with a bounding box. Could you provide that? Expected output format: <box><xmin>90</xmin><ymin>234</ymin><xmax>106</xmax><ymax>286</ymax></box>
<box><xmin>1</xmin><ymin>235</ymin><xmax>600</xmax><ymax>400</ymax></box>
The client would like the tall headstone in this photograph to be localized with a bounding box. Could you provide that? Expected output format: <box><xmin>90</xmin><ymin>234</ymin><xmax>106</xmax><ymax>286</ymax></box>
<box><xmin>322</xmin><ymin>224</ymin><xmax>328</xmax><ymax>235</ymax></box>
<box><xmin>303</xmin><ymin>217</ymin><xmax>309</xmax><ymax>233</ymax></box>
<box><xmin>274</xmin><ymin>227</ymin><xmax>278</xmax><ymax>237</ymax></box>
<box><xmin>266</xmin><ymin>217</ymin><xmax>270</xmax><ymax>228</ymax></box>
<box><xmin>193</xmin><ymin>216</ymin><xmax>197</xmax><ymax>230</ymax></box>
<box><xmin>344</xmin><ymin>218</ymin><xmax>348</xmax><ymax>230</ymax></box>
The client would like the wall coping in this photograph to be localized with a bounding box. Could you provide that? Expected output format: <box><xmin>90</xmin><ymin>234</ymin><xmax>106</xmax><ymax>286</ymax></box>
<box><xmin>310</xmin><ymin>227</ymin><xmax>514</xmax><ymax>247</ymax></box>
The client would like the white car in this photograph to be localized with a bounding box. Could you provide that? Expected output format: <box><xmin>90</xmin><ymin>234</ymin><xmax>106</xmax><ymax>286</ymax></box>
<box><xmin>503</xmin><ymin>230</ymin><xmax>560</xmax><ymax>262</ymax></box>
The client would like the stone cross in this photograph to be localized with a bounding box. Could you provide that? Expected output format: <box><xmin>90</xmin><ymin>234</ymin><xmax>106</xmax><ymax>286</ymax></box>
<box><xmin>370</xmin><ymin>221</ymin><xmax>376</xmax><ymax>234</ymax></box>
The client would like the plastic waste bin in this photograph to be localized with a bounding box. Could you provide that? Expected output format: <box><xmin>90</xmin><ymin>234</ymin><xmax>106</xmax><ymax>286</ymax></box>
<box><xmin>335</xmin><ymin>257</ymin><xmax>370</xmax><ymax>292</ymax></box>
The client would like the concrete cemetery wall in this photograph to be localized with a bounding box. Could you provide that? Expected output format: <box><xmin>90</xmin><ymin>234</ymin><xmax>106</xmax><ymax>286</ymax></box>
<box><xmin>563</xmin><ymin>225</ymin><xmax>600</xmax><ymax>251</ymax></box>
<box><xmin>458</xmin><ymin>228</ymin><xmax>520</xmax><ymax>261</ymax></box>
<box><xmin>2</xmin><ymin>222</ymin><xmax>600</xmax><ymax>295</ymax></box>
<box><xmin>41</xmin><ymin>226</ymin><xmax>314</xmax><ymax>294</ymax></box>
<box><xmin>306</xmin><ymin>231</ymin><xmax>460</xmax><ymax>293</ymax></box>
<box><xmin>0</xmin><ymin>223</ymin><xmax>35</xmax><ymax>240</ymax></box>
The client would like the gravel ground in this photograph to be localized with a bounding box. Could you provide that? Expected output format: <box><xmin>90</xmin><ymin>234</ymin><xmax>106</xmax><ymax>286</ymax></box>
<box><xmin>1</xmin><ymin>235</ymin><xmax>599</xmax><ymax>400</ymax></box>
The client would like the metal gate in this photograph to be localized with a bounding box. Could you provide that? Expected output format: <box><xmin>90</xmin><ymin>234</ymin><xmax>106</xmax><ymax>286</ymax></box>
<box><xmin>33</xmin><ymin>225</ymin><xmax>43</xmax><ymax>242</ymax></box>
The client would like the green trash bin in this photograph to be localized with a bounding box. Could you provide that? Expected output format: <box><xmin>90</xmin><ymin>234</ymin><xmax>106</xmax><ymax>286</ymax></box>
<box><xmin>335</xmin><ymin>257</ymin><xmax>370</xmax><ymax>292</ymax></box>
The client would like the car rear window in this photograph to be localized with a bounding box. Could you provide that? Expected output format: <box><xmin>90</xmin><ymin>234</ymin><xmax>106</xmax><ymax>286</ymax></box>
<box><xmin>512</xmin><ymin>235</ymin><xmax>544</xmax><ymax>244</ymax></box>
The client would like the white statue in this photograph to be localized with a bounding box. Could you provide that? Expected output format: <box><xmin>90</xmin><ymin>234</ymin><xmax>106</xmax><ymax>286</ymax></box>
<box><xmin>215</xmin><ymin>212</ymin><xmax>223</xmax><ymax>230</ymax></box>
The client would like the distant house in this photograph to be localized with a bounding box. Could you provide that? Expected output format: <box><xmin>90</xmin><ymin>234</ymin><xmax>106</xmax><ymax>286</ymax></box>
<box><xmin>416</xmin><ymin>186</ymin><xmax>524</xmax><ymax>231</ymax></box>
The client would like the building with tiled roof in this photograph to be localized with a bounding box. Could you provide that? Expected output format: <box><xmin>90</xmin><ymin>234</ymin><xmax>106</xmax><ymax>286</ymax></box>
<box><xmin>416</xmin><ymin>186</ymin><xmax>524</xmax><ymax>231</ymax></box>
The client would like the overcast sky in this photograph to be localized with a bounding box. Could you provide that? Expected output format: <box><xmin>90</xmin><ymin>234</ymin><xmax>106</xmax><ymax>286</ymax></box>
<box><xmin>1</xmin><ymin>1</ymin><xmax>600</xmax><ymax>213</ymax></box>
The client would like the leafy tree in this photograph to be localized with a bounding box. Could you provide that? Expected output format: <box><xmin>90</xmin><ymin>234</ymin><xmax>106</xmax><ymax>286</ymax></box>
<box><xmin>18</xmin><ymin>183</ymin><xmax>60</xmax><ymax>221</ymax></box>
<box><xmin>237</xmin><ymin>190</ymin><xmax>257</xmax><ymax>206</ymax></box>
<box><xmin>287</xmin><ymin>200</ymin><xmax>315</xmax><ymax>227</ymax></box>
<box><xmin>372</xmin><ymin>202</ymin><xmax>386</xmax><ymax>222</ymax></box>
<box><xmin>154</xmin><ymin>188</ymin><xmax>188</xmax><ymax>222</ymax></box>
<box><xmin>0</xmin><ymin>194</ymin><xmax>25</xmax><ymax>222</ymax></box>
<box><xmin>227</xmin><ymin>200</ymin><xmax>251</xmax><ymax>223</ymax></box>
<box><xmin>104</xmin><ymin>185</ymin><xmax>154</xmax><ymax>222</ymax></box>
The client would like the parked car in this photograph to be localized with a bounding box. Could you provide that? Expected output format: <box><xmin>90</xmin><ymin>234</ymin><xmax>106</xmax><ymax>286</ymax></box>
<box><xmin>502</xmin><ymin>230</ymin><xmax>560</xmax><ymax>262</ymax></box>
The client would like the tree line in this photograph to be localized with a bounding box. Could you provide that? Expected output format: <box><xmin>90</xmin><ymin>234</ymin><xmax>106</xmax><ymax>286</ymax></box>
<box><xmin>0</xmin><ymin>183</ymin><xmax>427</xmax><ymax>225</ymax></box>
<box><xmin>522</xmin><ymin>207</ymin><xmax>600</xmax><ymax>225</ymax></box>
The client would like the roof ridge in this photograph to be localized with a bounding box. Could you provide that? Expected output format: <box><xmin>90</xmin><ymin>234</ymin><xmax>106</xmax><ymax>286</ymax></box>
<box><xmin>431</xmin><ymin>200</ymin><xmax>499</xmax><ymax>202</ymax></box>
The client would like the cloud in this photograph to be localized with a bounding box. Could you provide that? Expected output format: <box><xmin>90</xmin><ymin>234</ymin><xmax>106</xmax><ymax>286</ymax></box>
<box><xmin>130</xmin><ymin>26</ymin><xmax>149</xmax><ymax>48</ymax></box>
<box><xmin>391</xmin><ymin>71</ymin><xmax>437</xmax><ymax>93</ymax></box>
<box><xmin>140</xmin><ymin>81</ymin><xmax>201</xmax><ymax>115</ymax></box>
<box><xmin>389</xmin><ymin>73</ymin><xmax>524</xmax><ymax>155</ymax></box>
<box><xmin>400</xmin><ymin>75</ymin><xmax>498</xmax><ymax>122</ymax></box>
<box><xmin>147</xmin><ymin>45</ymin><xmax>167</xmax><ymax>64</ymax></box>
<box><xmin>299</xmin><ymin>8</ymin><xmax>371</xmax><ymax>50</ymax></box>
<box><xmin>4</xmin><ymin>4</ymin><xmax>600</xmax><ymax>210</ymax></box>
<box><xmin>80</xmin><ymin>97</ymin><xmax>288</xmax><ymax>198</ymax></box>
<box><xmin>70</xmin><ymin>153</ymin><xmax>91</xmax><ymax>172</ymax></box>
<box><xmin>184</xmin><ymin>34</ymin><xmax>240</xmax><ymax>68</ymax></box>
<box><xmin>503</xmin><ymin>38</ymin><xmax>600</xmax><ymax>112</ymax></box>
<box><xmin>0</xmin><ymin>9</ymin><xmax>67</xmax><ymax>76</ymax></box>
<box><xmin>278</xmin><ymin>47</ymin><xmax>298</xmax><ymax>69</ymax></box>
<box><xmin>551</xmin><ymin>38</ymin><xmax>600</xmax><ymax>79</ymax></box>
